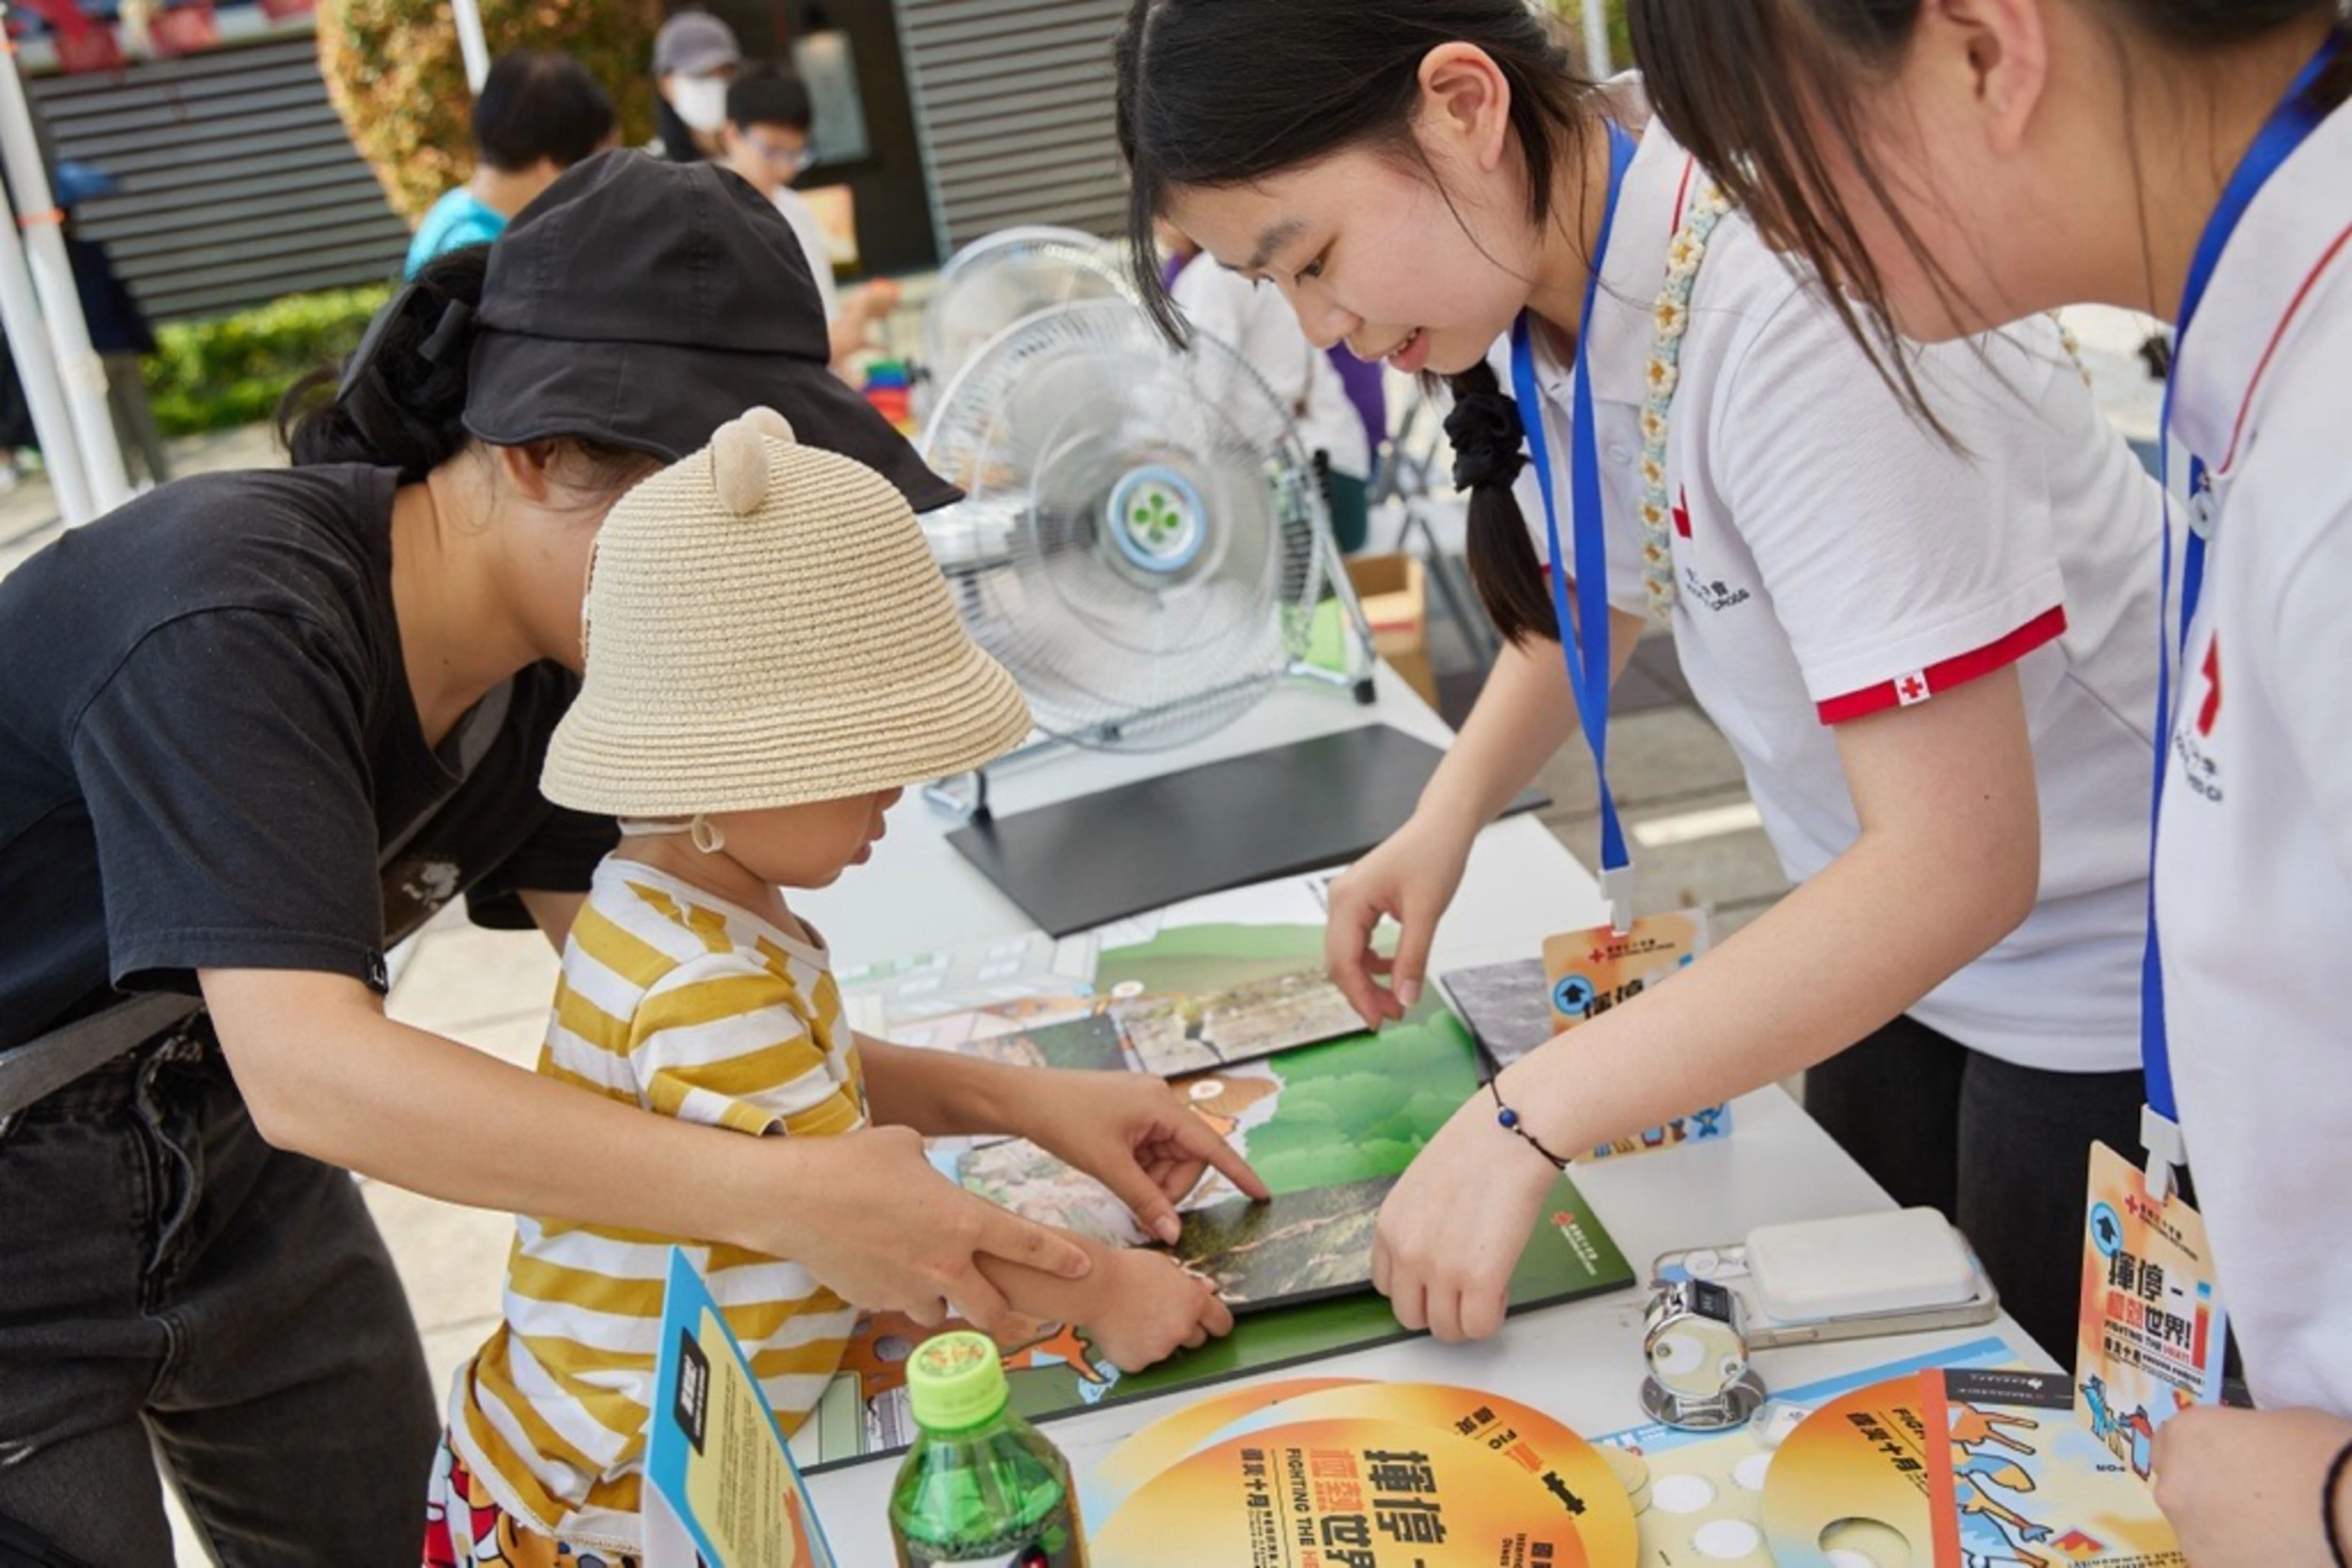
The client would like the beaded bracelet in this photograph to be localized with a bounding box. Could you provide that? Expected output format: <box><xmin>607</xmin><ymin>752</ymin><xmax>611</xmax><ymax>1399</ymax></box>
<box><xmin>2325</xmin><ymin>1434</ymin><xmax>2352</xmax><ymax>1568</ymax></box>
<box><xmin>1491</xmin><ymin>1082</ymin><xmax>1572</xmax><ymax>1170</ymax></box>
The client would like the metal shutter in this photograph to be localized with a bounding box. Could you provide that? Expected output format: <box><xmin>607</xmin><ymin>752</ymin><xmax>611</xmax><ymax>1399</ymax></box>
<box><xmin>30</xmin><ymin>27</ymin><xmax>409</xmax><ymax>323</ymax></box>
<box><xmin>890</xmin><ymin>0</ymin><xmax>1127</xmax><ymax>260</ymax></box>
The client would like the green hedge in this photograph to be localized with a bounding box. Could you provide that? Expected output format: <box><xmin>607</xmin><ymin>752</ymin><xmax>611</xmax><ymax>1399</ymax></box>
<box><xmin>142</xmin><ymin>283</ymin><xmax>393</xmax><ymax>438</ymax></box>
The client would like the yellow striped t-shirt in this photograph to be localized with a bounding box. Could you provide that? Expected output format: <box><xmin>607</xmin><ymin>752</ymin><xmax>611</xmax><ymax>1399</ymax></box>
<box><xmin>449</xmin><ymin>856</ymin><xmax>866</xmax><ymax>1551</ymax></box>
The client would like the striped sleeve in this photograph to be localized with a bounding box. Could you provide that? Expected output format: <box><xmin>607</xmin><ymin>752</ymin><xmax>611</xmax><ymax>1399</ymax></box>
<box><xmin>626</xmin><ymin>953</ymin><xmax>862</xmax><ymax>1136</ymax></box>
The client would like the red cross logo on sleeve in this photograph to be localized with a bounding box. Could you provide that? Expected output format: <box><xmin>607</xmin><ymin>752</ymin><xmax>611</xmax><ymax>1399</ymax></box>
<box><xmin>2196</xmin><ymin>637</ymin><xmax>2222</xmax><ymax>737</ymax></box>
<box><xmin>1898</xmin><ymin>672</ymin><xmax>1930</xmax><ymax>705</ymax></box>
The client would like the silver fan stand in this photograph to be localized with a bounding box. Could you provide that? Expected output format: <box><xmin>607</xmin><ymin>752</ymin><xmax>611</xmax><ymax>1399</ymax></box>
<box><xmin>925</xmin><ymin>467</ymin><xmax>1381</xmax><ymax>826</ymax></box>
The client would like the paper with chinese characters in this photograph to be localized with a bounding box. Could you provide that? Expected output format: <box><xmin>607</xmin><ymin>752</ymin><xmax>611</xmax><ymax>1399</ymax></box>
<box><xmin>2073</xmin><ymin>1140</ymin><xmax>2229</xmax><ymax>1473</ymax></box>
<box><xmin>1192</xmin><ymin>1385</ymin><xmax>1639</xmax><ymax>1568</ymax></box>
<box><xmin>1759</xmin><ymin>1368</ymin><xmax>2181</xmax><ymax>1568</ymax></box>
<box><xmin>1093</xmin><ymin>1417</ymin><xmax>1595</xmax><ymax>1567</ymax></box>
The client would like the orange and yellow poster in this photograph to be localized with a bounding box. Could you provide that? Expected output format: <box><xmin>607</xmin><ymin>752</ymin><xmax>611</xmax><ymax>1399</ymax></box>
<box><xmin>1094</xmin><ymin>1417</ymin><xmax>1598</xmax><ymax>1568</ymax></box>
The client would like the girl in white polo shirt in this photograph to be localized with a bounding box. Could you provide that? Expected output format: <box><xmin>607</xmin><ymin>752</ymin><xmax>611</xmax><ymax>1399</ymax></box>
<box><xmin>1114</xmin><ymin>0</ymin><xmax>2161</xmax><ymax>1370</ymax></box>
<box><xmin>1619</xmin><ymin>0</ymin><xmax>2352</xmax><ymax>1558</ymax></box>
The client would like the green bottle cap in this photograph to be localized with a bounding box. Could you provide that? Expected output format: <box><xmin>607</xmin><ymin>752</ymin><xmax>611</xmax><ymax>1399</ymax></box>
<box><xmin>906</xmin><ymin>1330</ymin><xmax>1011</xmax><ymax>1433</ymax></box>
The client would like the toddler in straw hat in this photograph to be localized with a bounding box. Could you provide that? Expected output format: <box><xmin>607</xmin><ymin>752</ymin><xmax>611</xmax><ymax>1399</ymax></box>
<box><xmin>427</xmin><ymin>410</ymin><xmax>1248</xmax><ymax>1566</ymax></box>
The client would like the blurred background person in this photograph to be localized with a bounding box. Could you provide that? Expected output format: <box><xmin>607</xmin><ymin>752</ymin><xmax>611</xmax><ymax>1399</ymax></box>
<box><xmin>652</xmin><ymin>9</ymin><xmax>740</xmax><ymax>163</ymax></box>
<box><xmin>0</xmin><ymin>160</ymin><xmax>167</xmax><ymax>491</ymax></box>
<box><xmin>56</xmin><ymin>161</ymin><xmax>169</xmax><ymax>488</ymax></box>
<box><xmin>405</xmin><ymin>50</ymin><xmax>616</xmax><ymax>278</ymax></box>
<box><xmin>1158</xmin><ymin>225</ymin><xmax>1373</xmax><ymax>552</ymax></box>
<box><xmin>720</xmin><ymin>63</ymin><xmax>900</xmax><ymax>373</ymax></box>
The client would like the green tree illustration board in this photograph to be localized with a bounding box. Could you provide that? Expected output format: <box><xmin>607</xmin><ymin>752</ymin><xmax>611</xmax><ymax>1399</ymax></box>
<box><xmin>800</xmin><ymin>1004</ymin><xmax>1633</xmax><ymax>1469</ymax></box>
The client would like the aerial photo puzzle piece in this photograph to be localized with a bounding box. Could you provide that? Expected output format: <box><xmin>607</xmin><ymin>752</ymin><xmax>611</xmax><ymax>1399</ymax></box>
<box><xmin>1437</xmin><ymin>957</ymin><xmax>1558</xmax><ymax>1077</ymax></box>
<box><xmin>1097</xmin><ymin>920</ymin><xmax>1374</xmax><ymax>1077</ymax></box>
<box><xmin>1163</xmin><ymin>1176</ymin><xmax>1400</xmax><ymax>1312</ymax></box>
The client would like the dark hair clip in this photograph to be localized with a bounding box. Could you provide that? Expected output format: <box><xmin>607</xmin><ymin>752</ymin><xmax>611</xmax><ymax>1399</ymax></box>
<box><xmin>1444</xmin><ymin>388</ymin><xmax>1528</xmax><ymax>493</ymax></box>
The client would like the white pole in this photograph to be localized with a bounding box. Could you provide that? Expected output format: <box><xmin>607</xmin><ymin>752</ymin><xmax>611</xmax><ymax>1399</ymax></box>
<box><xmin>0</xmin><ymin>189</ymin><xmax>89</xmax><ymax>522</ymax></box>
<box><xmin>452</xmin><ymin>0</ymin><xmax>490</xmax><ymax>95</ymax></box>
<box><xmin>0</xmin><ymin>15</ymin><xmax>130</xmax><ymax>519</ymax></box>
<box><xmin>1582</xmin><ymin>0</ymin><xmax>1614</xmax><ymax>78</ymax></box>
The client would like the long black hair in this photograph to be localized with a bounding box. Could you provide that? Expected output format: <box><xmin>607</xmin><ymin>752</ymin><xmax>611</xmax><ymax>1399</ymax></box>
<box><xmin>1627</xmin><ymin>0</ymin><xmax>2352</xmax><ymax>403</ymax></box>
<box><xmin>1113</xmin><ymin>0</ymin><xmax>1602</xmax><ymax>643</ymax></box>
<box><xmin>277</xmin><ymin>246</ymin><xmax>646</xmax><ymax>498</ymax></box>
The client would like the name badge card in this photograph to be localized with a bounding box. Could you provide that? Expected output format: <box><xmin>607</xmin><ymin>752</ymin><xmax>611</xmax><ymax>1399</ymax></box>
<box><xmin>2072</xmin><ymin>1141</ymin><xmax>2229</xmax><ymax>1480</ymax></box>
<box><xmin>1541</xmin><ymin>909</ymin><xmax>1726</xmax><ymax>1160</ymax></box>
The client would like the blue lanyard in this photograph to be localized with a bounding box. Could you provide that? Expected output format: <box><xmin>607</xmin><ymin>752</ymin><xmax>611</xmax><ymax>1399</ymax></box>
<box><xmin>1510</xmin><ymin>122</ymin><xmax>1639</xmax><ymax>932</ymax></box>
<box><xmin>2141</xmin><ymin>36</ymin><xmax>2340</xmax><ymax>1159</ymax></box>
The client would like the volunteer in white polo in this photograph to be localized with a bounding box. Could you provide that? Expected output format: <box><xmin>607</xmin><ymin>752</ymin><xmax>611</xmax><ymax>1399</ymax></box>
<box><xmin>1355</xmin><ymin>114</ymin><xmax>2162</xmax><ymax>1367</ymax></box>
<box><xmin>1615</xmin><ymin>0</ymin><xmax>2352</xmax><ymax>1554</ymax></box>
<box><xmin>1113</xmin><ymin>0</ymin><xmax>2168</xmax><ymax>1363</ymax></box>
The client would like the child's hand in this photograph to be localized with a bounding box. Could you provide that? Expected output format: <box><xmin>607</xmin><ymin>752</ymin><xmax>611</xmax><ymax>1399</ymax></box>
<box><xmin>1013</xmin><ymin>1071</ymin><xmax>1270</xmax><ymax>1245</ymax></box>
<box><xmin>1083</xmin><ymin>1247</ymin><xmax>1235</xmax><ymax>1373</ymax></box>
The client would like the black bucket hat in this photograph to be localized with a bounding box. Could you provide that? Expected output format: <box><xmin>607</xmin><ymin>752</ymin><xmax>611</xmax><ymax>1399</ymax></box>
<box><xmin>460</xmin><ymin>149</ymin><xmax>958</xmax><ymax>512</ymax></box>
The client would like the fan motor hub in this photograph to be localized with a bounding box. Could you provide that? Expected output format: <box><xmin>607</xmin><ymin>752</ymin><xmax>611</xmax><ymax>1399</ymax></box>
<box><xmin>1106</xmin><ymin>466</ymin><xmax>1208</xmax><ymax>575</ymax></box>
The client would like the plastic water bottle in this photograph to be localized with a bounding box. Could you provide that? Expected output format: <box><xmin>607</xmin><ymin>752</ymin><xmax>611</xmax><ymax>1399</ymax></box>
<box><xmin>887</xmin><ymin>1330</ymin><xmax>1090</xmax><ymax>1568</ymax></box>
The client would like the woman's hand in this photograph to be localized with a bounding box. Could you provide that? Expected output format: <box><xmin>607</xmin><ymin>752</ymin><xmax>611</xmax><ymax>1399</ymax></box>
<box><xmin>1325</xmin><ymin>811</ymin><xmax>1478</xmax><ymax>1027</ymax></box>
<box><xmin>1371</xmin><ymin>1080</ymin><xmax>1557</xmax><ymax>1342</ymax></box>
<box><xmin>2153</xmin><ymin>1405</ymin><xmax>2352</xmax><ymax>1567</ymax></box>
<box><xmin>1010</xmin><ymin>1069</ymin><xmax>1271</xmax><ymax>1244</ymax></box>
<box><xmin>755</xmin><ymin>1125</ymin><xmax>1092</xmax><ymax>1334</ymax></box>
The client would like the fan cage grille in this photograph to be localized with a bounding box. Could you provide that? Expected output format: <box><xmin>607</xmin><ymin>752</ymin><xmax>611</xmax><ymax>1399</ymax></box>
<box><xmin>920</xmin><ymin>298</ymin><xmax>1337</xmax><ymax>752</ymax></box>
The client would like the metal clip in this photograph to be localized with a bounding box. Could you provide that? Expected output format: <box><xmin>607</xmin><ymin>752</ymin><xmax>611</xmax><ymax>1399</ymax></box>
<box><xmin>1600</xmin><ymin>865</ymin><xmax>1637</xmax><ymax>937</ymax></box>
<box><xmin>2141</xmin><ymin>1103</ymin><xmax>2187</xmax><ymax>1204</ymax></box>
<box><xmin>2187</xmin><ymin>470</ymin><xmax>2218</xmax><ymax>542</ymax></box>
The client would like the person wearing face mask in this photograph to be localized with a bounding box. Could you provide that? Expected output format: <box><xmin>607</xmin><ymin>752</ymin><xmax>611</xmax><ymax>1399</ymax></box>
<box><xmin>652</xmin><ymin>8</ymin><xmax>740</xmax><ymax>163</ymax></box>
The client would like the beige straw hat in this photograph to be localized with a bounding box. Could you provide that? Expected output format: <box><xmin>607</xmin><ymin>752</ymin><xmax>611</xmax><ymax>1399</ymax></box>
<box><xmin>541</xmin><ymin>407</ymin><xmax>1032</xmax><ymax>816</ymax></box>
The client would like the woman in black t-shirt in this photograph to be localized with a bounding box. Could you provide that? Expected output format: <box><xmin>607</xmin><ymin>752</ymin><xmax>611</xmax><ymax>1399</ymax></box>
<box><xmin>0</xmin><ymin>152</ymin><xmax>1216</xmax><ymax>1565</ymax></box>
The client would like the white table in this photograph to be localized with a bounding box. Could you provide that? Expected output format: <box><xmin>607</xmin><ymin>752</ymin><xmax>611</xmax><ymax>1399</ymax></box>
<box><xmin>799</xmin><ymin>663</ymin><xmax>2042</xmax><ymax>1552</ymax></box>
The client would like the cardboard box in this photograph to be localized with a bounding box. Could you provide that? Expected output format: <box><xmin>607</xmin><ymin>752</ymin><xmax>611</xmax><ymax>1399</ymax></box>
<box><xmin>1347</xmin><ymin>553</ymin><xmax>1437</xmax><ymax>707</ymax></box>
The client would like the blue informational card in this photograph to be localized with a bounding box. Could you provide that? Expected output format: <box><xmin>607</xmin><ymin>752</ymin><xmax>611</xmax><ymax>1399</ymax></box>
<box><xmin>644</xmin><ymin>1248</ymin><xmax>839</xmax><ymax>1568</ymax></box>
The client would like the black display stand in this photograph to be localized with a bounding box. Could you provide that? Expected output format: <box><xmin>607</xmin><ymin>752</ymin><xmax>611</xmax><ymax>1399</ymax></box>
<box><xmin>946</xmin><ymin>725</ymin><xmax>1551</xmax><ymax>935</ymax></box>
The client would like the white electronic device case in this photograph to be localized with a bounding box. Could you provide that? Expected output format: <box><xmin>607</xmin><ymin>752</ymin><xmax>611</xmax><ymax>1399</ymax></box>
<box><xmin>1651</xmin><ymin>1207</ymin><xmax>2000</xmax><ymax>1349</ymax></box>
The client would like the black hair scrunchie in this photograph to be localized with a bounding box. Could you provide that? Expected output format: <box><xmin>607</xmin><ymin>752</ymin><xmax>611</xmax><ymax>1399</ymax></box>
<box><xmin>1444</xmin><ymin>389</ymin><xmax>1528</xmax><ymax>492</ymax></box>
<box><xmin>336</xmin><ymin>285</ymin><xmax>475</xmax><ymax>418</ymax></box>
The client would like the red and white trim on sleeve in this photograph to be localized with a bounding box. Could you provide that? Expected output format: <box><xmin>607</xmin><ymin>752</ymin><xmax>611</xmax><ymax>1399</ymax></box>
<box><xmin>1815</xmin><ymin>606</ymin><xmax>2068</xmax><ymax>726</ymax></box>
